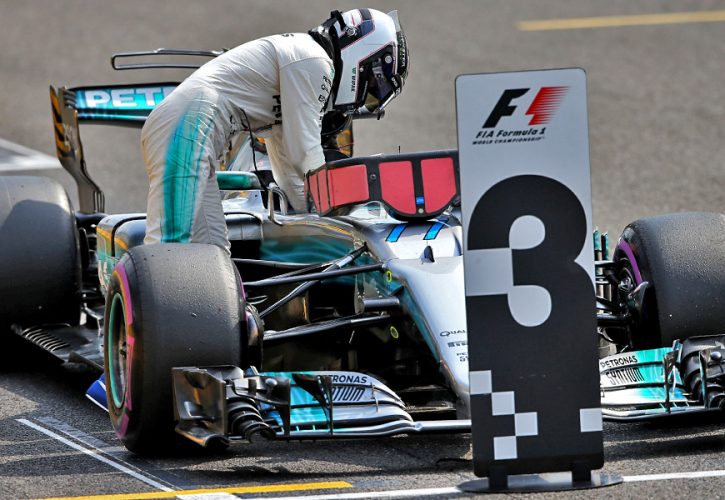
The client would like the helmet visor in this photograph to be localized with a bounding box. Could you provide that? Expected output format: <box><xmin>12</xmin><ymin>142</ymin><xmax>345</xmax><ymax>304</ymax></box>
<box><xmin>363</xmin><ymin>58</ymin><xmax>401</xmax><ymax>114</ymax></box>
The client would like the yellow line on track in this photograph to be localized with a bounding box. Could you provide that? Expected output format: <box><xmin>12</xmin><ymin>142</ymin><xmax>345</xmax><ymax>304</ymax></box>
<box><xmin>35</xmin><ymin>480</ymin><xmax>353</xmax><ymax>500</ymax></box>
<box><xmin>518</xmin><ymin>10</ymin><xmax>725</xmax><ymax>31</ymax></box>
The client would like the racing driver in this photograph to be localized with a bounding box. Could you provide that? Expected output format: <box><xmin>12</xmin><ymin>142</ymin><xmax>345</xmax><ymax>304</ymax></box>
<box><xmin>141</xmin><ymin>8</ymin><xmax>409</xmax><ymax>253</ymax></box>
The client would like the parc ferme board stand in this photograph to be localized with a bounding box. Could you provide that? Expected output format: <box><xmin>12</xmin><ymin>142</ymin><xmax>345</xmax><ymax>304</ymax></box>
<box><xmin>456</xmin><ymin>69</ymin><xmax>621</xmax><ymax>492</ymax></box>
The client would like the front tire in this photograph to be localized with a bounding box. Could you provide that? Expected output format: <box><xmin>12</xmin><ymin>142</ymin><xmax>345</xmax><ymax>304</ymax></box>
<box><xmin>614</xmin><ymin>212</ymin><xmax>725</xmax><ymax>348</ymax></box>
<box><xmin>104</xmin><ymin>243</ymin><xmax>244</xmax><ymax>454</ymax></box>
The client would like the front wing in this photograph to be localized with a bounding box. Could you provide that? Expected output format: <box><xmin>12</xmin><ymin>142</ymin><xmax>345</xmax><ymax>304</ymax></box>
<box><xmin>600</xmin><ymin>336</ymin><xmax>725</xmax><ymax>420</ymax></box>
<box><xmin>172</xmin><ymin>366</ymin><xmax>470</xmax><ymax>445</ymax></box>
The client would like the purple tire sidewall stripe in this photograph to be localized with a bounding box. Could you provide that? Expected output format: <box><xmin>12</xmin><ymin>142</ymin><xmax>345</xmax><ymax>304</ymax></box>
<box><xmin>616</xmin><ymin>240</ymin><xmax>643</xmax><ymax>285</ymax></box>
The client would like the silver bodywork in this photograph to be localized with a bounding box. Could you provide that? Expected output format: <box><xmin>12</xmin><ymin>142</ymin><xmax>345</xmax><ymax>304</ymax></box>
<box><xmin>221</xmin><ymin>192</ymin><xmax>472</xmax><ymax>419</ymax></box>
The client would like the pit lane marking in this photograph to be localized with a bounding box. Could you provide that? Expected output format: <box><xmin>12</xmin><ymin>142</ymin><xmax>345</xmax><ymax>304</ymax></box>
<box><xmin>518</xmin><ymin>10</ymin><xmax>725</xmax><ymax>31</ymax></box>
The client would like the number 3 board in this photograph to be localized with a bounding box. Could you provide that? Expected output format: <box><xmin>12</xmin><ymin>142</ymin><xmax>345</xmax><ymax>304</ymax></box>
<box><xmin>455</xmin><ymin>69</ymin><xmax>603</xmax><ymax>478</ymax></box>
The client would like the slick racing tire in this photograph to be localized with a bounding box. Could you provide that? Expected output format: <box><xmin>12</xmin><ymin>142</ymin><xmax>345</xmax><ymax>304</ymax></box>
<box><xmin>0</xmin><ymin>176</ymin><xmax>81</xmax><ymax>333</ymax></box>
<box><xmin>104</xmin><ymin>243</ymin><xmax>243</xmax><ymax>455</ymax></box>
<box><xmin>614</xmin><ymin>212</ymin><xmax>725</xmax><ymax>349</ymax></box>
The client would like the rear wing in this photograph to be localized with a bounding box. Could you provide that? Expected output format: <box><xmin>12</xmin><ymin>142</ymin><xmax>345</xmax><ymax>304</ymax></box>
<box><xmin>50</xmin><ymin>48</ymin><xmax>221</xmax><ymax>213</ymax></box>
<box><xmin>50</xmin><ymin>47</ymin><xmax>359</xmax><ymax>213</ymax></box>
<box><xmin>68</xmin><ymin>83</ymin><xmax>179</xmax><ymax>125</ymax></box>
<box><xmin>50</xmin><ymin>83</ymin><xmax>180</xmax><ymax>212</ymax></box>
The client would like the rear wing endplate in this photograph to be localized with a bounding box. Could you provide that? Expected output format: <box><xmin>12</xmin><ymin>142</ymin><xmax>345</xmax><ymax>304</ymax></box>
<box><xmin>50</xmin><ymin>85</ymin><xmax>103</xmax><ymax>213</ymax></box>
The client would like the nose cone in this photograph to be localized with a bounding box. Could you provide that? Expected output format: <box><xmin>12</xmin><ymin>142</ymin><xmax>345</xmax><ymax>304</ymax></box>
<box><xmin>387</xmin><ymin>256</ymin><xmax>471</xmax><ymax>417</ymax></box>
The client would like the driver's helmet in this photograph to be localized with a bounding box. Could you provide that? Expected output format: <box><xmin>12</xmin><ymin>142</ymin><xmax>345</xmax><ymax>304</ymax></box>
<box><xmin>329</xmin><ymin>9</ymin><xmax>409</xmax><ymax>116</ymax></box>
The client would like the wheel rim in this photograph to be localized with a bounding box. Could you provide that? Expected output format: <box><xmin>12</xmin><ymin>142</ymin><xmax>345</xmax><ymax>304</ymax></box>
<box><xmin>107</xmin><ymin>293</ymin><xmax>128</xmax><ymax>409</ymax></box>
<box><xmin>618</xmin><ymin>262</ymin><xmax>636</xmax><ymax>294</ymax></box>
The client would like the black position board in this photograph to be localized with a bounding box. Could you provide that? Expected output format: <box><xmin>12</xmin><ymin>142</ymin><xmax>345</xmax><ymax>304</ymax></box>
<box><xmin>456</xmin><ymin>69</ymin><xmax>603</xmax><ymax>480</ymax></box>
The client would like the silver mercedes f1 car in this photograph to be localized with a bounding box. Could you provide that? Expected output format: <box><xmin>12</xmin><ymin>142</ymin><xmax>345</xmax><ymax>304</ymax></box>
<box><xmin>2</xmin><ymin>49</ymin><xmax>725</xmax><ymax>455</ymax></box>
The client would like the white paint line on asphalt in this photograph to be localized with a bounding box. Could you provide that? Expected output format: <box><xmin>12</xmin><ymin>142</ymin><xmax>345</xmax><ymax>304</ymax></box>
<box><xmin>0</xmin><ymin>137</ymin><xmax>60</xmax><ymax>171</ymax></box>
<box><xmin>16</xmin><ymin>418</ymin><xmax>174</xmax><ymax>492</ymax></box>
<box><xmin>239</xmin><ymin>486</ymin><xmax>463</xmax><ymax>500</ymax></box>
<box><xmin>624</xmin><ymin>469</ymin><xmax>725</xmax><ymax>482</ymax></box>
<box><xmin>19</xmin><ymin>414</ymin><xmax>725</xmax><ymax>499</ymax></box>
<box><xmin>235</xmin><ymin>469</ymin><xmax>725</xmax><ymax>500</ymax></box>
<box><xmin>35</xmin><ymin>416</ymin><xmax>185</xmax><ymax>489</ymax></box>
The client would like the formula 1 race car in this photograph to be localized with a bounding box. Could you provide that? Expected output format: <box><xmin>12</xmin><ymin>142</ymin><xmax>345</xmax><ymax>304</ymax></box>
<box><xmin>2</xmin><ymin>49</ymin><xmax>725</xmax><ymax>455</ymax></box>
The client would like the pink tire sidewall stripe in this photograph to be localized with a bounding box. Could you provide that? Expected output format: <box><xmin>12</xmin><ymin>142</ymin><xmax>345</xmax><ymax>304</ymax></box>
<box><xmin>112</xmin><ymin>262</ymin><xmax>136</xmax><ymax>437</ymax></box>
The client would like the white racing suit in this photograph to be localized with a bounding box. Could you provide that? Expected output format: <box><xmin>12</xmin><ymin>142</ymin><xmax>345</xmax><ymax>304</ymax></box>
<box><xmin>141</xmin><ymin>33</ymin><xmax>334</xmax><ymax>252</ymax></box>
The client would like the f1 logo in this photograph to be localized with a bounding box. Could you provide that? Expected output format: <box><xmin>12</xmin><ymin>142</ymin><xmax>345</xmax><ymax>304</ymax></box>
<box><xmin>482</xmin><ymin>87</ymin><xmax>568</xmax><ymax>128</ymax></box>
<box><xmin>483</xmin><ymin>88</ymin><xmax>528</xmax><ymax>128</ymax></box>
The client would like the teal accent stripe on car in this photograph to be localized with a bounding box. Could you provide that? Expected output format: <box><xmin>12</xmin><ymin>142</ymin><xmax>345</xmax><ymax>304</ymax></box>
<box><xmin>260</xmin><ymin>371</ymin><xmax>331</xmax><ymax>425</ymax></box>
<box><xmin>161</xmin><ymin>101</ymin><xmax>217</xmax><ymax>243</ymax></box>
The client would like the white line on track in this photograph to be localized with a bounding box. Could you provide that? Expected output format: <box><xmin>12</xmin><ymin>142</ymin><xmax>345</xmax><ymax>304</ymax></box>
<box><xmin>237</xmin><ymin>470</ymin><xmax>725</xmax><ymax>500</ymax></box>
<box><xmin>16</xmin><ymin>418</ymin><xmax>174</xmax><ymax>492</ymax></box>
<box><xmin>18</xmin><ymin>416</ymin><xmax>725</xmax><ymax>499</ymax></box>
<box><xmin>35</xmin><ymin>416</ymin><xmax>188</xmax><ymax>489</ymax></box>
<box><xmin>624</xmin><ymin>470</ymin><xmax>725</xmax><ymax>482</ymax></box>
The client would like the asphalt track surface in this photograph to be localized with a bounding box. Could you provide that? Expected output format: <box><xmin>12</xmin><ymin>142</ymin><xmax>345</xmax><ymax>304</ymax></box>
<box><xmin>0</xmin><ymin>1</ymin><xmax>724</xmax><ymax>499</ymax></box>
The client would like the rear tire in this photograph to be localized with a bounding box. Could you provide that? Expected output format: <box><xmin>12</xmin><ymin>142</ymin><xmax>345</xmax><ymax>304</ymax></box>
<box><xmin>104</xmin><ymin>243</ymin><xmax>244</xmax><ymax>455</ymax></box>
<box><xmin>0</xmin><ymin>176</ymin><xmax>81</xmax><ymax>333</ymax></box>
<box><xmin>614</xmin><ymin>212</ymin><xmax>725</xmax><ymax>348</ymax></box>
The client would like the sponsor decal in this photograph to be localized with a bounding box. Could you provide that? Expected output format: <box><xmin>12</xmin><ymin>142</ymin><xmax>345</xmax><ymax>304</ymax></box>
<box><xmin>439</xmin><ymin>329</ymin><xmax>466</xmax><ymax>337</ymax></box>
<box><xmin>330</xmin><ymin>374</ymin><xmax>369</xmax><ymax>385</ymax></box>
<box><xmin>77</xmin><ymin>86</ymin><xmax>175</xmax><ymax>110</ymax></box>
<box><xmin>599</xmin><ymin>354</ymin><xmax>638</xmax><ymax>371</ymax></box>
<box><xmin>605</xmin><ymin>367</ymin><xmax>645</xmax><ymax>386</ymax></box>
<box><xmin>328</xmin><ymin>373</ymin><xmax>372</xmax><ymax>403</ymax></box>
<box><xmin>331</xmin><ymin>385</ymin><xmax>366</xmax><ymax>403</ymax></box>
<box><xmin>472</xmin><ymin>86</ymin><xmax>568</xmax><ymax>146</ymax></box>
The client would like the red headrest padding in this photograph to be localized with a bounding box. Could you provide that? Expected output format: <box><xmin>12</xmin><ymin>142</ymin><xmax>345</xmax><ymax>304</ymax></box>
<box><xmin>307</xmin><ymin>171</ymin><xmax>320</xmax><ymax>211</ymax></box>
<box><xmin>328</xmin><ymin>164</ymin><xmax>369</xmax><ymax>207</ymax></box>
<box><xmin>317</xmin><ymin>169</ymin><xmax>330</xmax><ymax>214</ymax></box>
<box><xmin>305</xmin><ymin>150</ymin><xmax>459</xmax><ymax>221</ymax></box>
<box><xmin>379</xmin><ymin>161</ymin><xmax>416</xmax><ymax>215</ymax></box>
<box><xmin>422</xmin><ymin>157</ymin><xmax>457</xmax><ymax>214</ymax></box>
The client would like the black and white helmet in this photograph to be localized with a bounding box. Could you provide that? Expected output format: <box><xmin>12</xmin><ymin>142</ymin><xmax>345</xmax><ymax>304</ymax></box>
<box><xmin>313</xmin><ymin>9</ymin><xmax>409</xmax><ymax>117</ymax></box>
